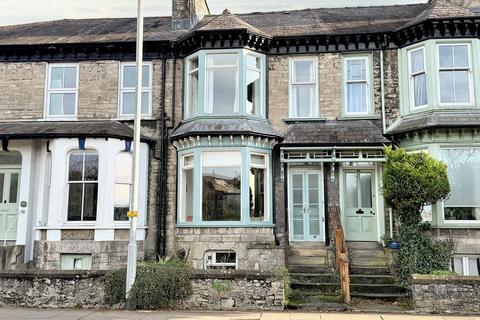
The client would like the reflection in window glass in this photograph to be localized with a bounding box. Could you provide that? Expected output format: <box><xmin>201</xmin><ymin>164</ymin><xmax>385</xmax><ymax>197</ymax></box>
<box><xmin>206</xmin><ymin>54</ymin><xmax>239</xmax><ymax>115</ymax></box>
<box><xmin>247</xmin><ymin>55</ymin><xmax>262</xmax><ymax>116</ymax></box>
<box><xmin>47</xmin><ymin>65</ymin><xmax>78</xmax><ymax>117</ymax></box>
<box><xmin>249</xmin><ymin>166</ymin><xmax>265</xmax><ymax>222</ymax></box>
<box><xmin>345</xmin><ymin>173</ymin><xmax>358</xmax><ymax>209</ymax></box>
<box><xmin>9</xmin><ymin>173</ymin><xmax>18</xmax><ymax>204</ymax></box>
<box><xmin>120</xmin><ymin>64</ymin><xmax>151</xmax><ymax>116</ymax></box>
<box><xmin>291</xmin><ymin>59</ymin><xmax>316</xmax><ymax>118</ymax></box>
<box><xmin>409</xmin><ymin>48</ymin><xmax>427</xmax><ymax>108</ymax></box>
<box><xmin>187</xmin><ymin>57</ymin><xmax>199</xmax><ymax>117</ymax></box>
<box><xmin>441</xmin><ymin>148</ymin><xmax>480</xmax><ymax>221</ymax></box>
<box><xmin>114</xmin><ymin>153</ymin><xmax>133</xmax><ymax>221</ymax></box>
<box><xmin>360</xmin><ymin>173</ymin><xmax>372</xmax><ymax>208</ymax></box>
<box><xmin>438</xmin><ymin>44</ymin><xmax>471</xmax><ymax>104</ymax></box>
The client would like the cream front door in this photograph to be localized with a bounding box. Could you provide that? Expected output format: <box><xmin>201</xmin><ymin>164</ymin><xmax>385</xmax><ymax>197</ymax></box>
<box><xmin>0</xmin><ymin>169</ymin><xmax>20</xmax><ymax>241</ymax></box>
<box><xmin>343</xmin><ymin>169</ymin><xmax>378</xmax><ymax>241</ymax></box>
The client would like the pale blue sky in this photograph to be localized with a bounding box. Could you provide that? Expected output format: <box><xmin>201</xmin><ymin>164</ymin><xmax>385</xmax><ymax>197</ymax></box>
<box><xmin>1</xmin><ymin>0</ymin><xmax>427</xmax><ymax>26</ymax></box>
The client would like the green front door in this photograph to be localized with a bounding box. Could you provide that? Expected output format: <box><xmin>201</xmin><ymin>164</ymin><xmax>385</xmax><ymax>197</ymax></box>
<box><xmin>343</xmin><ymin>169</ymin><xmax>377</xmax><ymax>241</ymax></box>
<box><xmin>0</xmin><ymin>169</ymin><xmax>20</xmax><ymax>241</ymax></box>
<box><xmin>289</xmin><ymin>169</ymin><xmax>325</xmax><ymax>242</ymax></box>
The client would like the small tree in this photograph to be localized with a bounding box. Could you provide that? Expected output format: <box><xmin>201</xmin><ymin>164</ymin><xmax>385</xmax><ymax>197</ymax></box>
<box><xmin>382</xmin><ymin>147</ymin><xmax>454</xmax><ymax>284</ymax></box>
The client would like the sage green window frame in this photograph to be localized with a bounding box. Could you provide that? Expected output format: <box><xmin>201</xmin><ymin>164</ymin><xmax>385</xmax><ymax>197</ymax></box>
<box><xmin>176</xmin><ymin>147</ymin><xmax>273</xmax><ymax>227</ymax></box>
<box><xmin>183</xmin><ymin>49</ymin><xmax>266</xmax><ymax>119</ymax></box>
<box><xmin>403</xmin><ymin>141</ymin><xmax>480</xmax><ymax>228</ymax></box>
<box><xmin>341</xmin><ymin>53</ymin><xmax>375</xmax><ymax>118</ymax></box>
<box><xmin>399</xmin><ymin>39</ymin><xmax>480</xmax><ymax>115</ymax></box>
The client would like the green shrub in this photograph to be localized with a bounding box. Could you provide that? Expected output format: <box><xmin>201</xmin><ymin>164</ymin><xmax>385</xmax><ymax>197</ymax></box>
<box><xmin>382</xmin><ymin>147</ymin><xmax>455</xmax><ymax>285</ymax></box>
<box><xmin>103</xmin><ymin>258</ymin><xmax>193</xmax><ymax>310</ymax></box>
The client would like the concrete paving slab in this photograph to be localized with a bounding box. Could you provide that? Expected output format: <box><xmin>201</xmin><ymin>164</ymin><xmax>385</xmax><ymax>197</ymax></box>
<box><xmin>260</xmin><ymin>312</ymin><xmax>291</xmax><ymax>320</ymax></box>
<box><xmin>290</xmin><ymin>312</ymin><xmax>321</xmax><ymax>320</ymax></box>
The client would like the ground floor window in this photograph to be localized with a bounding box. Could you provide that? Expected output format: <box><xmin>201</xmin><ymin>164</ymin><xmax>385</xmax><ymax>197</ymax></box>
<box><xmin>178</xmin><ymin>148</ymin><xmax>271</xmax><ymax>225</ymax></box>
<box><xmin>452</xmin><ymin>255</ymin><xmax>480</xmax><ymax>276</ymax></box>
<box><xmin>114</xmin><ymin>152</ymin><xmax>133</xmax><ymax>221</ymax></box>
<box><xmin>67</xmin><ymin>150</ymin><xmax>99</xmax><ymax>221</ymax></box>
<box><xmin>441</xmin><ymin>148</ymin><xmax>480</xmax><ymax>222</ymax></box>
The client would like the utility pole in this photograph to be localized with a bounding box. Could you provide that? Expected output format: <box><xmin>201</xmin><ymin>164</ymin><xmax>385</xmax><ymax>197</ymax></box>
<box><xmin>126</xmin><ymin>0</ymin><xmax>144</xmax><ymax>301</ymax></box>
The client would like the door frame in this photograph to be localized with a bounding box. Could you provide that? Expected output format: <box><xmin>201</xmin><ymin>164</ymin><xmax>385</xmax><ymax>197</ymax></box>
<box><xmin>287</xmin><ymin>164</ymin><xmax>326</xmax><ymax>243</ymax></box>
<box><xmin>339</xmin><ymin>162</ymin><xmax>384</xmax><ymax>242</ymax></box>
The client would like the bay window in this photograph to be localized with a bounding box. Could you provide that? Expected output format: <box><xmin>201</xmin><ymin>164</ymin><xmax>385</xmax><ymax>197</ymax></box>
<box><xmin>409</xmin><ymin>47</ymin><xmax>427</xmax><ymax>108</ymax></box>
<box><xmin>343</xmin><ymin>56</ymin><xmax>371</xmax><ymax>115</ymax></box>
<box><xmin>46</xmin><ymin>64</ymin><xmax>78</xmax><ymax>118</ymax></box>
<box><xmin>67</xmin><ymin>151</ymin><xmax>99</xmax><ymax>221</ymax></box>
<box><xmin>178</xmin><ymin>148</ymin><xmax>271</xmax><ymax>225</ymax></box>
<box><xmin>438</xmin><ymin>44</ymin><xmax>472</xmax><ymax>104</ymax></box>
<box><xmin>184</xmin><ymin>49</ymin><xmax>265</xmax><ymax>118</ymax></box>
<box><xmin>119</xmin><ymin>62</ymin><xmax>152</xmax><ymax>117</ymax></box>
<box><xmin>441</xmin><ymin>147</ymin><xmax>480</xmax><ymax>222</ymax></box>
<box><xmin>289</xmin><ymin>57</ymin><xmax>318</xmax><ymax>118</ymax></box>
<box><xmin>114</xmin><ymin>152</ymin><xmax>133</xmax><ymax>221</ymax></box>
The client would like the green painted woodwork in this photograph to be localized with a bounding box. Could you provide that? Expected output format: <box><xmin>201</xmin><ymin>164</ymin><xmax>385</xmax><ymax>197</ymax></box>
<box><xmin>399</xmin><ymin>38</ymin><xmax>480</xmax><ymax>116</ymax></box>
<box><xmin>0</xmin><ymin>169</ymin><xmax>20</xmax><ymax>241</ymax></box>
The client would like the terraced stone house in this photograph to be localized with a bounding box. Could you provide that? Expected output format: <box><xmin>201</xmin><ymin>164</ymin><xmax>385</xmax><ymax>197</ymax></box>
<box><xmin>0</xmin><ymin>0</ymin><xmax>479</xmax><ymax>298</ymax></box>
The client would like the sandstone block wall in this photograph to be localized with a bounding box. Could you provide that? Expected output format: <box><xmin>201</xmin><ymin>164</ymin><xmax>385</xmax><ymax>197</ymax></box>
<box><xmin>411</xmin><ymin>275</ymin><xmax>480</xmax><ymax>314</ymax></box>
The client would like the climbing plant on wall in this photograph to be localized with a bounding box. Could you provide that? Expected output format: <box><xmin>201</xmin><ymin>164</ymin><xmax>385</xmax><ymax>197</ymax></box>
<box><xmin>382</xmin><ymin>147</ymin><xmax>454</xmax><ymax>284</ymax></box>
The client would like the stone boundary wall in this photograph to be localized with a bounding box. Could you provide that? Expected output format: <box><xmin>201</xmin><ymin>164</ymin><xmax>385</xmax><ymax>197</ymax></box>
<box><xmin>411</xmin><ymin>274</ymin><xmax>480</xmax><ymax>314</ymax></box>
<box><xmin>0</xmin><ymin>270</ymin><xmax>284</xmax><ymax>311</ymax></box>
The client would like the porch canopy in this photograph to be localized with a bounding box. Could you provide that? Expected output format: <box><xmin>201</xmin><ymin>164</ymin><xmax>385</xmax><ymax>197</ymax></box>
<box><xmin>280</xmin><ymin>120</ymin><xmax>391</xmax><ymax>163</ymax></box>
<box><xmin>0</xmin><ymin>121</ymin><xmax>154</xmax><ymax>146</ymax></box>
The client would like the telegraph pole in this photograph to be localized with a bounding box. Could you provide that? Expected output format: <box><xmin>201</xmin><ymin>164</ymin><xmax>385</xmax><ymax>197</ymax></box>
<box><xmin>126</xmin><ymin>0</ymin><xmax>144</xmax><ymax>300</ymax></box>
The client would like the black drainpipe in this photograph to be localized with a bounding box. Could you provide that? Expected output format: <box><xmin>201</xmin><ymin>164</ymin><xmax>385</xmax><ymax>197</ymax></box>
<box><xmin>156</xmin><ymin>57</ymin><xmax>168</xmax><ymax>258</ymax></box>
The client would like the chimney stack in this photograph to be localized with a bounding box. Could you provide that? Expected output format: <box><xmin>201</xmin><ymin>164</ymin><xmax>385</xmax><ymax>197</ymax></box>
<box><xmin>172</xmin><ymin>0</ymin><xmax>210</xmax><ymax>30</ymax></box>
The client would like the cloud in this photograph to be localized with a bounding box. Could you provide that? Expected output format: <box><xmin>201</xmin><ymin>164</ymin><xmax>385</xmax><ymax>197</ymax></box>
<box><xmin>0</xmin><ymin>0</ymin><xmax>426</xmax><ymax>26</ymax></box>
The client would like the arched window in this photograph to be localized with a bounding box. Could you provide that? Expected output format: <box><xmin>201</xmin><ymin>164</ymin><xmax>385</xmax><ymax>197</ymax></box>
<box><xmin>67</xmin><ymin>151</ymin><xmax>99</xmax><ymax>221</ymax></box>
<box><xmin>114</xmin><ymin>152</ymin><xmax>133</xmax><ymax>221</ymax></box>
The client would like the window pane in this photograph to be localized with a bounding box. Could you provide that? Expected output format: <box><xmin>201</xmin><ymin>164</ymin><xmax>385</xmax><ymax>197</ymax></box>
<box><xmin>439</xmin><ymin>71</ymin><xmax>455</xmax><ymax>103</ymax></box>
<box><xmin>49</xmin><ymin>93</ymin><xmax>63</xmax><ymax>115</ymax></box>
<box><xmin>188</xmin><ymin>70</ymin><xmax>198</xmax><ymax>116</ymax></box>
<box><xmin>50</xmin><ymin>67</ymin><xmax>64</xmax><ymax>88</ymax></box>
<box><xmin>413</xmin><ymin>73</ymin><xmax>427</xmax><ymax>107</ymax></box>
<box><xmin>184</xmin><ymin>155</ymin><xmax>194</xmax><ymax>167</ymax></box>
<box><xmin>468</xmin><ymin>257</ymin><xmax>479</xmax><ymax>276</ymax></box>
<box><xmin>9</xmin><ymin>173</ymin><xmax>19</xmax><ymax>204</ymax></box>
<box><xmin>116</xmin><ymin>153</ymin><xmax>132</xmax><ymax>184</ymax></box>
<box><xmin>84</xmin><ymin>153</ymin><xmax>98</xmax><ymax>181</ymax></box>
<box><xmin>83</xmin><ymin>183</ymin><xmax>98</xmax><ymax>221</ymax></box>
<box><xmin>206</xmin><ymin>67</ymin><xmax>238</xmax><ymax>114</ymax></box>
<box><xmin>347</xmin><ymin>83</ymin><xmax>367</xmax><ymax>113</ymax></box>
<box><xmin>62</xmin><ymin>93</ymin><xmax>76</xmax><ymax>115</ymax></box>
<box><xmin>249</xmin><ymin>167</ymin><xmax>265</xmax><ymax>222</ymax></box>
<box><xmin>454</xmin><ymin>70</ymin><xmax>470</xmax><ymax>102</ymax></box>
<box><xmin>247</xmin><ymin>69</ymin><xmax>261</xmax><ymax>116</ymax></box>
<box><xmin>123</xmin><ymin>66</ymin><xmax>136</xmax><ymax>88</ymax></box>
<box><xmin>68</xmin><ymin>154</ymin><xmax>83</xmax><ymax>181</ymax></box>
<box><xmin>294</xmin><ymin>60</ymin><xmax>314</xmax><ymax>82</ymax></box>
<box><xmin>63</xmin><ymin>67</ymin><xmax>77</xmax><ymax>88</ymax></box>
<box><xmin>0</xmin><ymin>174</ymin><xmax>4</xmax><ymax>202</ymax></box>
<box><xmin>410</xmin><ymin>49</ymin><xmax>424</xmax><ymax>73</ymax></box>
<box><xmin>247</xmin><ymin>55</ymin><xmax>261</xmax><ymax>69</ymax></box>
<box><xmin>441</xmin><ymin>148</ymin><xmax>480</xmax><ymax>221</ymax></box>
<box><xmin>251</xmin><ymin>154</ymin><xmax>266</xmax><ymax>166</ymax></box>
<box><xmin>202</xmin><ymin>166</ymin><xmax>241</xmax><ymax>221</ymax></box>
<box><xmin>345</xmin><ymin>173</ymin><xmax>358</xmax><ymax>208</ymax></box>
<box><xmin>114</xmin><ymin>184</ymin><xmax>130</xmax><ymax>207</ymax></box>
<box><xmin>293</xmin><ymin>85</ymin><xmax>314</xmax><ymax>117</ymax></box>
<box><xmin>453</xmin><ymin>257</ymin><xmax>464</xmax><ymax>275</ymax></box>
<box><xmin>360</xmin><ymin>173</ymin><xmax>372</xmax><ymax>208</ymax></box>
<box><xmin>114</xmin><ymin>207</ymin><xmax>129</xmax><ymax>221</ymax></box>
<box><xmin>141</xmin><ymin>91</ymin><xmax>149</xmax><ymax>114</ymax></box>
<box><xmin>184</xmin><ymin>168</ymin><xmax>194</xmax><ymax>222</ymax></box>
<box><xmin>142</xmin><ymin>65</ymin><xmax>150</xmax><ymax>87</ymax></box>
<box><xmin>439</xmin><ymin>46</ymin><xmax>454</xmax><ymax>68</ymax></box>
<box><xmin>67</xmin><ymin>184</ymin><xmax>83</xmax><ymax>221</ymax></box>
<box><xmin>453</xmin><ymin>45</ymin><xmax>469</xmax><ymax>68</ymax></box>
<box><xmin>207</xmin><ymin>54</ymin><xmax>238</xmax><ymax>66</ymax></box>
<box><xmin>122</xmin><ymin>92</ymin><xmax>135</xmax><ymax>115</ymax></box>
<box><xmin>347</xmin><ymin>59</ymin><xmax>366</xmax><ymax>81</ymax></box>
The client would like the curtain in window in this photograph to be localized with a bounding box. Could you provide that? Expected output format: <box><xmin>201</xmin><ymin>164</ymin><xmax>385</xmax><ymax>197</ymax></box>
<box><xmin>410</xmin><ymin>49</ymin><xmax>427</xmax><ymax>107</ymax></box>
<box><xmin>346</xmin><ymin>59</ymin><xmax>367</xmax><ymax>113</ymax></box>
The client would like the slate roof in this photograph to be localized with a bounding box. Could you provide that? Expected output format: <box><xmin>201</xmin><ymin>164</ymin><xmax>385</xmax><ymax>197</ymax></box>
<box><xmin>0</xmin><ymin>121</ymin><xmax>154</xmax><ymax>142</ymax></box>
<box><xmin>0</xmin><ymin>0</ymin><xmax>475</xmax><ymax>46</ymax></box>
<box><xmin>170</xmin><ymin>118</ymin><xmax>282</xmax><ymax>141</ymax></box>
<box><xmin>282</xmin><ymin>120</ymin><xmax>390</xmax><ymax>146</ymax></box>
<box><xmin>386</xmin><ymin>112</ymin><xmax>480</xmax><ymax>135</ymax></box>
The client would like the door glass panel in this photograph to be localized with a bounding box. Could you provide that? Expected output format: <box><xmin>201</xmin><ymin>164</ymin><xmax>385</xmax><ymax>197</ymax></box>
<box><xmin>293</xmin><ymin>220</ymin><xmax>304</xmax><ymax>239</ymax></box>
<box><xmin>293</xmin><ymin>204</ymin><xmax>303</xmax><ymax>218</ymax></box>
<box><xmin>345</xmin><ymin>172</ymin><xmax>358</xmax><ymax>208</ymax></box>
<box><xmin>292</xmin><ymin>174</ymin><xmax>302</xmax><ymax>189</ymax></box>
<box><xmin>309</xmin><ymin>219</ymin><xmax>320</xmax><ymax>236</ymax></box>
<box><xmin>309</xmin><ymin>204</ymin><xmax>320</xmax><ymax>220</ymax></box>
<box><xmin>360</xmin><ymin>172</ymin><xmax>372</xmax><ymax>208</ymax></box>
<box><xmin>0</xmin><ymin>173</ymin><xmax>4</xmax><ymax>202</ymax></box>
<box><xmin>9</xmin><ymin>173</ymin><xmax>19</xmax><ymax>203</ymax></box>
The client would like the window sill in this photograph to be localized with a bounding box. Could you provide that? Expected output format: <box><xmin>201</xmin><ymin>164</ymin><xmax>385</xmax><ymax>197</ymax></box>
<box><xmin>283</xmin><ymin>118</ymin><xmax>326</xmax><ymax>123</ymax></box>
<box><xmin>39</xmin><ymin>117</ymin><xmax>78</xmax><ymax>122</ymax></box>
<box><xmin>337</xmin><ymin>115</ymin><xmax>380</xmax><ymax>120</ymax></box>
<box><xmin>34</xmin><ymin>225</ymin><xmax>148</xmax><ymax>230</ymax></box>
<box><xmin>114</xmin><ymin>116</ymin><xmax>156</xmax><ymax>121</ymax></box>
<box><xmin>176</xmin><ymin>223</ymin><xmax>275</xmax><ymax>228</ymax></box>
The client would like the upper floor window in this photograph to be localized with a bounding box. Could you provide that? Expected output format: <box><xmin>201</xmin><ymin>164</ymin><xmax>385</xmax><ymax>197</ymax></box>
<box><xmin>343</xmin><ymin>56</ymin><xmax>371</xmax><ymax>115</ymax></box>
<box><xmin>46</xmin><ymin>64</ymin><xmax>78</xmax><ymax>118</ymax></box>
<box><xmin>289</xmin><ymin>57</ymin><xmax>318</xmax><ymax>118</ymax></box>
<box><xmin>119</xmin><ymin>62</ymin><xmax>152</xmax><ymax>118</ymax></box>
<box><xmin>67</xmin><ymin>150</ymin><xmax>99</xmax><ymax>222</ymax></box>
<box><xmin>409</xmin><ymin>47</ymin><xmax>427</xmax><ymax>109</ymax></box>
<box><xmin>185</xmin><ymin>49</ymin><xmax>265</xmax><ymax>119</ymax></box>
<box><xmin>438</xmin><ymin>44</ymin><xmax>473</xmax><ymax>105</ymax></box>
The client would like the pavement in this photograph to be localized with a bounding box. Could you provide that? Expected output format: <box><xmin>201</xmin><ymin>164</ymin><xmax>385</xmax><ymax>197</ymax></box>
<box><xmin>0</xmin><ymin>308</ymin><xmax>478</xmax><ymax>320</ymax></box>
